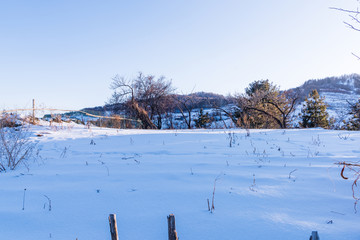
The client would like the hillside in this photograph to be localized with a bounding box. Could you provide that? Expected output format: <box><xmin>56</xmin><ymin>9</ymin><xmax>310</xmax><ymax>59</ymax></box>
<box><xmin>291</xmin><ymin>74</ymin><xmax>360</xmax><ymax>99</ymax></box>
<box><xmin>289</xmin><ymin>74</ymin><xmax>360</xmax><ymax>122</ymax></box>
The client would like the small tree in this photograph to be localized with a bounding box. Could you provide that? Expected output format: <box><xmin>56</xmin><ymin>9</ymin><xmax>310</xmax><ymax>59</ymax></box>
<box><xmin>300</xmin><ymin>89</ymin><xmax>329</xmax><ymax>128</ymax></box>
<box><xmin>195</xmin><ymin>108</ymin><xmax>210</xmax><ymax>128</ymax></box>
<box><xmin>173</xmin><ymin>94</ymin><xmax>197</xmax><ymax>129</ymax></box>
<box><xmin>0</xmin><ymin>117</ymin><xmax>37</xmax><ymax>172</ymax></box>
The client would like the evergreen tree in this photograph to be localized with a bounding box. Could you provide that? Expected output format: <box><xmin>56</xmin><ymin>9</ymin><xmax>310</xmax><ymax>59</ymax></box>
<box><xmin>245</xmin><ymin>79</ymin><xmax>277</xmax><ymax>96</ymax></box>
<box><xmin>344</xmin><ymin>99</ymin><xmax>360</xmax><ymax>130</ymax></box>
<box><xmin>235</xmin><ymin>80</ymin><xmax>298</xmax><ymax>129</ymax></box>
<box><xmin>195</xmin><ymin>108</ymin><xmax>210</xmax><ymax>128</ymax></box>
<box><xmin>300</xmin><ymin>89</ymin><xmax>329</xmax><ymax>128</ymax></box>
<box><xmin>245</xmin><ymin>80</ymin><xmax>279</xmax><ymax>129</ymax></box>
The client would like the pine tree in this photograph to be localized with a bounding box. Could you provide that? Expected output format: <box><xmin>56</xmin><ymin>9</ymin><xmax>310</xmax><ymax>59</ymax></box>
<box><xmin>344</xmin><ymin>99</ymin><xmax>360</xmax><ymax>130</ymax></box>
<box><xmin>300</xmin><ymin>89</ymin><xmax>329</xmax><ymax>128</ymax></box>
<box><xmin>195</xmin><ymin>108</ymin><xmax>210</xmax><ymax>128</ymax></box>
<box><xmin>236</xmin><ymin>80</ymin><xmax>298</xmax><ymax>129</ymax></box>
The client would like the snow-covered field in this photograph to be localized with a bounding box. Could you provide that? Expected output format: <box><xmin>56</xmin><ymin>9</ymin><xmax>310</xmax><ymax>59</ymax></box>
<box><xmin>1</xmin><ymin>123</ymin><xmax>360</xmax><ymax>239</ymax></box>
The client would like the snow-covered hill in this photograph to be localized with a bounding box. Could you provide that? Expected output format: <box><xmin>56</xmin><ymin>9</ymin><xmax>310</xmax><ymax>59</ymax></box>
<box><xmin>0</xmin><ymin>122</ymin><xmax>359</xmax><ymax>239</ymax></box>
<box><xmin>291</xmin><ymin>74</ymin><xmax>360</xmax><ymax>97</ymax></box>
<box><xmin>290</xmin><ymin>74</ymin><xmax>360</xmax><ymax>125</ymax></box>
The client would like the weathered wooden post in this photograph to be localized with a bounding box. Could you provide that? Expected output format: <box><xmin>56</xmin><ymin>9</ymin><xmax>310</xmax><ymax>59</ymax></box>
<box><xmin>310</xmin><ymin>231</ymin><xmax>319</xmax><ymax>240</ymax></box>
<box><xmin>167</xmin><ymin>214</ymin><xmax>178</xmax><ymax>240</ymax></box>
<box><xmin>109</xmin><ymin>214</ymin><xmax>119</xmax><ymax>240</ymax></box>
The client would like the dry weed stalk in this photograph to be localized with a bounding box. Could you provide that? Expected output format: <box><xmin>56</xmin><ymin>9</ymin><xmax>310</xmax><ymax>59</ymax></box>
<box><xmin>288</xmin><ymin>169</ymin><xmax>298</xmax><ymax>182</ymax></box>
<box><xmin>249</xmin><ymin>174</ymin><xmax>257</xmax><ymax>192</ymax></box>
<box><xmin>209</xmin><ymin>175</ymin><xmax>221</xmax><ymax>213</ymax></box>
<box><xmin>336</xmin><ymin>161</ymin><xmax>360</xmax><ymax>212</ymax></box>
<box><xmin>44</xmin><ymin>195</ymin><xmax>52</xmax><ymax>211</ymax></box>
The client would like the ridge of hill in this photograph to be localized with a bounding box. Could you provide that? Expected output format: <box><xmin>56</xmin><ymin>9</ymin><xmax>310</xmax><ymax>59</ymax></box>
<box><xmin>289</xmin><ymin>74</ymin><xmax>360</xmax><ymax>119</ymax></box>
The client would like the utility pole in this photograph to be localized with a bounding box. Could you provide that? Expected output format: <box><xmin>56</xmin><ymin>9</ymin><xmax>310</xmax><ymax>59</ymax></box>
<box><xmin>32</xmin><ymin>99</ymin><xmax>35</xmax><ymax>125</ymax></box>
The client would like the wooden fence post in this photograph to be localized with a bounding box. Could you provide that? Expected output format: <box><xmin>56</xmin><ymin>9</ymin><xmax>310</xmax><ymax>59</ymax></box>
<box><xmin>109</xmin><ymin>214</ymin><xmax>119</xmax><ymax>240</ymax></box>
<box><xmin>310</xmin><ymin>231</ymin><xmax>319</xmax><ymax>240</ymax></box>
<box><xmin>167</xmin><ymin>214</ymin><xmax>179</xmax><ymax>240</ymax></box>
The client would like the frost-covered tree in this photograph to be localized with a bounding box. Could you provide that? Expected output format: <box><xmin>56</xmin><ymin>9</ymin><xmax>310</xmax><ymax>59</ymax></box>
<box><xmin>300</xmin><ymin>89</ymin><xmax>329</xmax><ymax>128</ymax></box>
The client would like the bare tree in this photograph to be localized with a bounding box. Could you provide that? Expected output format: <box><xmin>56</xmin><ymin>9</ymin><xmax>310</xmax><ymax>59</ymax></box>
<box><xmin>109</xmin><ymin>72</ymin><xmax>174</xmax><ymax>129</ymax></box>
<box><xmin>173</xmin><ymin>94</ymin><xmax>197</xmax><ymax>129</ymax></box>
<box><xmin>109</xmin><ymin>75</ymin><xmax>156</xmax><ymax>129</ymax></box>
<box><xmin>134</xmin><ymin>73</ymin><xmax>174</xmax><ymax>128</ymax></box>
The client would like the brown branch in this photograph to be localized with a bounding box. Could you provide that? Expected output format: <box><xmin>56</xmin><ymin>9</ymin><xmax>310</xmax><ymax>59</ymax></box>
<box><xmin>245</xmin><ymin>106</ymin><xmax>284</xmax><ymax>128</ymax></box>
<box><xmin>335</xmin><ymin>162</ymin><xmax>360</xmax><ymax>167</ymax></box>
<box><xmin>286</xmin><ymin>97</ymin><xmax>298</xmax><ymax>117</ymax></box>
<box><xmin>265</xmin><ymin>100</ymin><xmax>285</xmax><ymax>115</ymax></box>
<box><xmin>335</xmin><ymin>161</ymin><xmax>360</xmax><ymax>212</ymax></box>
<box><xmin>341</xmin><ymin>165</ymin><xmax>349</xmax><ymax>179</ymax></box>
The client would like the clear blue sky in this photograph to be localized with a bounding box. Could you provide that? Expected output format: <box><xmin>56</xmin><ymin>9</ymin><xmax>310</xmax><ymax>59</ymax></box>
<box><xmin>1</xmin><ymin>0</ymin><xmax>359</xmax><ymax>110</ymax></box>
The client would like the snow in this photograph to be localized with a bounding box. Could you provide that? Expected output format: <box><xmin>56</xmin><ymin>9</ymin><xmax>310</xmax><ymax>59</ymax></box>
<box><xmin>0</xmin><ymin>122</ymin><xmax>360</xmax><ymax>239</ymax></box>
<box><xmin>339</xmin><ymin>77</ymin><xmax>355</xmax><ymax>88</ymax></box>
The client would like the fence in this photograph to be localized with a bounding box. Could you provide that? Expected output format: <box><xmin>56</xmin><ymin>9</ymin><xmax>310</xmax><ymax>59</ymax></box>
<box><xmin>0</xmin><ymin>99</ymin><xmax>143</xmax><ymax>129</ymax></box>
<box><xmin>107</xmin><ymin>213</ymin><xmax>320</xmax><ymax>240</ymax></box>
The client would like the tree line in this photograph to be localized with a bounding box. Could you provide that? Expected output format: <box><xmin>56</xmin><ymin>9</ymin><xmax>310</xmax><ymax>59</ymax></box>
<box><xmin>106</xmin><ymin>72</ymin><xmax>360</xmax><ymax>130</ymax></box>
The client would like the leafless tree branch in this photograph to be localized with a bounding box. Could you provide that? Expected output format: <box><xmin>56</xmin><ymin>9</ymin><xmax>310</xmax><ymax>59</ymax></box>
<box><xmin>329</xmin><ymin>7</ymin><xmax>360</xmax><ymax>15</ymax></box>
<box><xmin>330</xmin><ymin>4</ymin><xmax>360</xmax><ymax>61</ymax></box>
<box><xmin>344</xmin><ymin>21</ymin><xmax>360</xmax><ymax>31</ymax></box>
<box><xmin>352</xmin><ymin>52</ymin><xmax>360</xmax><ymax>60</ymax></box>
